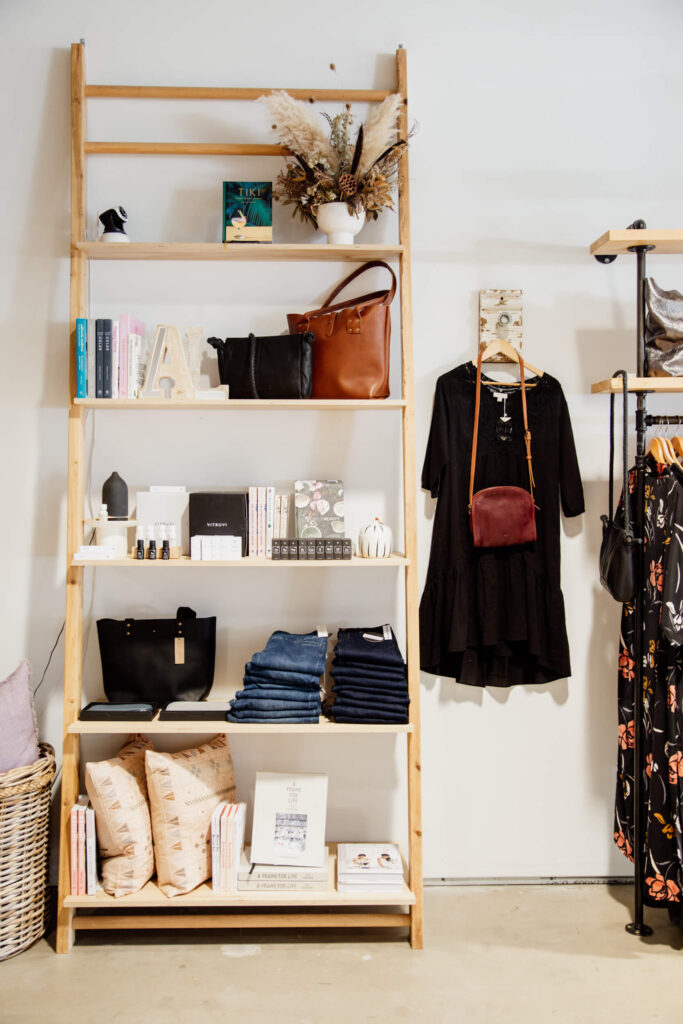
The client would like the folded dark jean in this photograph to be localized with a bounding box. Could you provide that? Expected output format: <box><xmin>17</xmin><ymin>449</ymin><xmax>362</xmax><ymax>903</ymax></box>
<box><xmin>227</xmin><ymin>713</ymin><xmax>319</xmax><ymax>723</ymax></box>
<box><xmin>244</xmin><ymin>667</ymin><xmax>323</xmax><ymax>687</ymax></box>
<box><xmin>334</xmin><ymin>626</ymin><xmax>405</xmax><ymax>668</ymax></box>
<box><xmin>249</xmin><ymin>630</ymin><xmax>328</xmax><ymax>676</ymax></box>
<box><xmin>331</xmin><ymin>675</ymin><xmax>409</xmax><ymax>694</ymax></box>
<box><xmin>237</xmin><ymin>686</ymin><xmax>321</xmax><ymax>703</ymax></box>
<box><xmin>228</xmin><ymin>706</ymin><xmax>320</xmax><ymax>720</ymax></box>
<box><xmin>330</xmin><ymin>691</ymin><xmax>409</xmax><ymax>709</ymax></box>
<box><xmin>331</xmin><ymin>661</ymin><xmax>406</xmax><ymax>681</ymax></box>
<box><xmin>231</xmin><ymin>696</ymin><xmax>321</xmax><ymax>712</ymax></box>
<box><xmin>329</xmin><ymin>707</ymin><xmax>408</xmax><ymax>723</ymax></box>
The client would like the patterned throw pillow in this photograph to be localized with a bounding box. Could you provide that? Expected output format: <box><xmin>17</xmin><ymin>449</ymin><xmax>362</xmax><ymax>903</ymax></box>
<box><xmin>85</xmin><ymin>735</ymin><xmax>155</xmax><ymax>897</ymax></box>
<box><xmin>145</xmin><ymin>735</ymin><xmax>236</xmax><ymax>897</ymax></box>
<box><xmin>0</xmin><ymin>660</ymin><xmax>40</xmax><ymax>773</ymax></box>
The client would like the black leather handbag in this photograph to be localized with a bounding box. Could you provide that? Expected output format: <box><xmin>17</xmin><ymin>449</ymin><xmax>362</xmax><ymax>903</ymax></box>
<box><xmin>599</xmin><ymin>371</ymin><xmax>636</xmax><ymax>602</ymax></box>
<box><xmin>97</xmin><ymin>606</ymin><xmax>216</xmax><ymax>705</ymax></box>
<box><xmin>207</xmin><ymin>333</ymin><xmax>314</xmax><ymax>399</ymax></box>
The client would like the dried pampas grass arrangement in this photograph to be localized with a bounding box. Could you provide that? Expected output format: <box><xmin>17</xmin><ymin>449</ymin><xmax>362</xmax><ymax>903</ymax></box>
<box><xmin>260</xmin><ymin>87</ymin><xmax>412</xmax><ymax>228</ymax></box>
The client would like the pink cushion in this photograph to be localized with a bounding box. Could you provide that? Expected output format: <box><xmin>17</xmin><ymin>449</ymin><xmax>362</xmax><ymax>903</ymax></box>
<box><xmin>0</xmin><ymin>660</ymin><xmax>40</xmax><ymax>773</ymax></box>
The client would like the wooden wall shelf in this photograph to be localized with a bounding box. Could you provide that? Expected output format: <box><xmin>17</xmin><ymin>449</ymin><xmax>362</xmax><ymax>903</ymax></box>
<box><xmin>591</xmin><ymin>377</ymin><xmax>683</xmax><ymax>394</ymax></box>
<box><xmin>590</xmin><ymin>230</ymin><xmax>683</xmax><ymax>257</ymax></box>
<box><xmin>71</xmin><ymin>554</ymin><xmax>409</xmax><ymax>568</ymax></box>
<box><xmin>69</xmin><ymin>718</ymin><xmax>412</xmax><ymax>735</ymax></box>
<box><xmin>76</xmin><ymin>242</ymin><xmax>404</xmax><ymax>263</ymax></box>
<box><xmin>74</xmin><ymin>397</ymin><xmax>406</xmax><ymax>410</ymax></box>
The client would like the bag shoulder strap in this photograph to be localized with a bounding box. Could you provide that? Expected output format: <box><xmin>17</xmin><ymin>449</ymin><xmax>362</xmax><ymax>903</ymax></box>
<box><xmin>468</xmin><ymin>352</ymin><xmax>535</xmax><ymax>509</ymax></box>
<box><xmin>322</xmin><ymin>260</ymin><xmax>397</xmax><ymax>308</ymax></box>
<box><xmin>609</xmin><ymin>369</ymin><xmax>630</xmax><ymax>531</ymax></box>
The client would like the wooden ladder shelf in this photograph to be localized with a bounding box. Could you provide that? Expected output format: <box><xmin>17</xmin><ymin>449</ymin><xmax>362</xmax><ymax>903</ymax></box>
<box><xmin>58</xmin><ymin>43</ymin><xmax>423</xmax><ymax>951</ymax></box>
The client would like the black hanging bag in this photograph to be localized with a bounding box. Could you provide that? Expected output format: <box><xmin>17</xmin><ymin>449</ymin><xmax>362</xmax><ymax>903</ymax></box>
<box><xmin>97</xmin><ymin>606</ymin><xmax>216</xmax><ymax>705</ymax></box>
<box><xmin>599</xmin><ymin>371</ymin><xmax>636</xmax><ymax>602</ymax></box>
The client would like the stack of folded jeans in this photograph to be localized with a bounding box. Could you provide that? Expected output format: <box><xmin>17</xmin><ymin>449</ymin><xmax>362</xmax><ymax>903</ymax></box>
<box><xmin>326</xmin><ymin>625</ymin><xmax>409</xmax><ymax>724</ymax></box>
<box><xmin>227</xmin><ymin>630</ymin><xmax>327</xmax><ymax>723</ymax></box>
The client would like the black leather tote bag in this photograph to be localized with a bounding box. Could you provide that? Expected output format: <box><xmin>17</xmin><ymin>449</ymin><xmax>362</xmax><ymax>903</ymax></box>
<box><xmin>207</xmin><ymin>333</ymin><xmax>314</xmax><ymax>399</ymax></box>
<box><xmin>97</xmin><ymin>606</ymin><xmax>216</xmax><ymax>705</ymax></box>
<box><xmin>599</xmin><ymin>371</ymin><xmax>636</xmax><ymax>602</ymax></box>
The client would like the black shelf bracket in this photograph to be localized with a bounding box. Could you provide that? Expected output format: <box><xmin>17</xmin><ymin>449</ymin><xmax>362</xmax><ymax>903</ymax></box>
<box><xmin>594</xmin><ymin>218</ymin><xmax>653</xmax><ymax>264</ymax></box>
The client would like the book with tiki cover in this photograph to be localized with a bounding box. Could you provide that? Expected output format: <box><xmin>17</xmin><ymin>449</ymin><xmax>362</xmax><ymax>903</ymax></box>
<box><xmin>222</xmin><ymin>181</ymin><xmax>273</xmax><ymax>242</ymax></box>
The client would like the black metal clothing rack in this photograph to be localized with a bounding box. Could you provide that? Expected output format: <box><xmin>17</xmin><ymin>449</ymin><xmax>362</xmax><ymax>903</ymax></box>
<box><xmin>596</xmin><ymin>219</ymin><xmax>683</xmax><ymax>937</ymax></box>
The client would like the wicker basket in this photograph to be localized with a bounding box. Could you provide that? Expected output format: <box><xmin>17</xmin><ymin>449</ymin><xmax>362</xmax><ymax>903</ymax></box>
<box><xmin>0</xmin><ymin>743</ymin><xmax>56</xmax><ymax>961</ymax></box>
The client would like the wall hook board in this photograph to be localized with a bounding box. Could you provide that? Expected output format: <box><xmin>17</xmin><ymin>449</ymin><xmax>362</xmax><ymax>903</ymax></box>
<box><xmin>479</xmin><ymin>289</ymin><xmax>523</xmax><ymax>360</ymax></box>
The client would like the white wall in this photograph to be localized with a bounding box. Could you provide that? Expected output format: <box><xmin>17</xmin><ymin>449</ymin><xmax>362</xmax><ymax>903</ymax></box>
<box><xmin>2</xmin><ymin>0</ymin><xmax>683</xmax><ymax>881</ymax></box>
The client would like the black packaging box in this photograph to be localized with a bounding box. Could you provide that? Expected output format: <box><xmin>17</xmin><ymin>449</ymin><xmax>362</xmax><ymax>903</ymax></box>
<box><xmin>288</xmin><ymin>539</ymin><xmax>299</xmax><ymax>559</ymax></box>
<box><xmin>333</xmin><ymin>539</ymin><xmax>343</xmax><ymax>559</ymax></box>
<box><xmin>298</xmin><ymin>538</ymin><xmax>308</xmax><ymax>560</ymax></box>
<box><xmin>315</xmin><ymin>539</ymin><xmax>326</xmax><ymax>560</ymax></box>
<box><xmin>342</xmin><ymin>538</ymin><xmax>352</xmax><ymax>560</ymax></box>
<box><xmin>306</xmin><ymin>539</ymin><xmax>317</xmax><ymax>559</ymax></box>
<box><xmin>272</xmin><ymin>538</ymin><xmax>282</xmax><ymax>560</ymax></box>
<box><xmin>324</xmin><ymin>539</ymin><xmax>334</xmax><ymax>559</ymax></box>
<box><xmin>189</xmin><ymin>492</ymin><xmax>248</xmax><ymax>555</ymax></box>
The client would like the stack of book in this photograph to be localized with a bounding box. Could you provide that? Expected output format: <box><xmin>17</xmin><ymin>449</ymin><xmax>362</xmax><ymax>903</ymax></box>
<box><xmin>75</xmin><ymin>316</ymin><xmax>148</xmax><ymax>399</ymax></box>
<box><xmin>238</xmin><ymin>847</ymin><xmax>330</xmax><ymax>891</ymax></box>
<box><xmin>248</xmin><ymin>487</ymin><xmax>290</xmax><ymax>557</ymax></box>
<box><xmin>336</xmin><ymin>843</ymin><xmax>405</xmax><ymax>893</ymax></box>
<box><xmin>69</xmin><ymin>795</ymin><xmax>98</xmax><ymax>895</ymax></box>
<box><xmin>210</xmin><ymin>802</ymin><xmax>246</xmax><ymax>892</ymax></box>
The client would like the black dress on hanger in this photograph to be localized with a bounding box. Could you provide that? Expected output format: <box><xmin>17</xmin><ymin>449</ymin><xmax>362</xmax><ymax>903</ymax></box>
<box><xmin>420</xmin><ymin>362</ymin><xmax>584</xmax><ymax>686</ymax></box>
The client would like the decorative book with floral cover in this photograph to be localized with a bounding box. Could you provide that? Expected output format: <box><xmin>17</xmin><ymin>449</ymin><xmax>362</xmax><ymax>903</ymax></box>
<box><xmin>294</xmin><ymin>480</ymin><xmax>345</xmax><ymax>539</ymax></box>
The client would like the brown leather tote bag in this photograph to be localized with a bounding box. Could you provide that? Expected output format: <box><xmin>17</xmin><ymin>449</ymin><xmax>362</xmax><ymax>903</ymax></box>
<box><xmin>469</xmin><ymin>352</ymin><xmax>537</xmax><ymax>548</ymax></box>
<box><xmin>287</xmin><ymin>260</ymin><xmax>396</xmax><ymax>399</ymax></box>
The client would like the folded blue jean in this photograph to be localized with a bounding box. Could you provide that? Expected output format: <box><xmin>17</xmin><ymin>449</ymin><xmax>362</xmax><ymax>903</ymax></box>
<box><xmin>334</xmin><ymin>626</ymin><xmax>405</xmax><ymax>668</ymax></box>
<box><xmin>244</xmin><ymin>672</ymin><xmax>321</xmax><ymax>688</ymax></box>
<box><xmin>231</xmin><ymin>696</ymin><xmax>321</xmax><ymax>713</ymax></box>
<box><xmin>238</xmin><ymin>685</ymin><xmax>321</xmax><ymax>703</ymax></box>
<box><xmin>331</xmin><ymin>661</ymin><xmax>406</xmax><ymax>681</ymax></box>
<box><xmin>249</xmin><ymin>630</ymin><xmax>328</xmax><ymax>676</ymax></box>
<box><xmin>228</xmin><ymin>706</ymin><xmax>320</xmax><ymax>720</ymax></box>
<box><xmin>227</xmin><ymin>713</ymin><xmax>319</xmax><ymax>723</ymax></box>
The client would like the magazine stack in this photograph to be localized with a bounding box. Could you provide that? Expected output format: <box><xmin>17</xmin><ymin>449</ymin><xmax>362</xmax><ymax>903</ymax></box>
<box><xmin>336</xmin><ymin>843</ymin><xmax>405</xmax><ymax>893</ymax></box>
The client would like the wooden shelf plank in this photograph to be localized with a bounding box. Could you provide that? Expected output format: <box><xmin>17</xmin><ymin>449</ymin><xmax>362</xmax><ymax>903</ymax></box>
<box><xmin>85</xmin><ymin>86</ymin><xmax>393</xmax><ymax>102</ymax></box>
<box><xmin>68</xmin><ymin>718</ymin><xmax>412</xmax><ymax>735</ymax></box>
<box><xmin>71</xmin><ymin>554</ymin><xmax>409</xmax><ymax>568</ymax></box>
<box><xmin>64</xmin><ymin>845</ymin><xmax>415</xmax><ymax>909</ymax></box>
<box><xmin>76</xmin><ymin>242</ymin><xmax>404</xmax><ymax>262</ymax></box>
<box><xmin>591</xmin><ymin>377</ymin><xmax>683</xmax><ymax>394</ymax></box>
<box><xmin>86</xmin><ymin>142</ymin><xmax>288</xmax><ymax>156</ymax></box>
<box><xmin>590</xmin><ymin>230</ymin><xmax>683</xmax><ymax>257</ymax></box>
<box><xmin>73</xmin><ymin>397</ymin><xmax>406</xmax><ymax>410</ymax></box>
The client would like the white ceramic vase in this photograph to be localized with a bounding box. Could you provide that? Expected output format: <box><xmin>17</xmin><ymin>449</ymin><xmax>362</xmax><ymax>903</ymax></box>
<box><xmin>358</xmin><ymin>518</ymin><xmax>393</xmax><ymax>559</ymax></box>
<box><xmin>316</xmin><ymin>202</ymin><xmax>366</xmax><ymax>245</ymax></box>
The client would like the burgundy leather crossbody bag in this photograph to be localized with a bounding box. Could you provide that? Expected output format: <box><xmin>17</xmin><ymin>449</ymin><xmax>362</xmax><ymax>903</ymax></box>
<box><xmin>468</xmin><ymin>352</ymin><xmax>537</xmax><ymax>548</ymax></box>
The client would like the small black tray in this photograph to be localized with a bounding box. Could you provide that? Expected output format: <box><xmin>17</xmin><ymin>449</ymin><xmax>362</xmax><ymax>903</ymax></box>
<box><xmin>79</xmin><ymin>701</ymin><xmax>157</xmax><ymax>721</ymax></box>
<box><xmin>158</xmin><ymin>702</ymin><xmax>231</xmax><ymax>721</ymax></box>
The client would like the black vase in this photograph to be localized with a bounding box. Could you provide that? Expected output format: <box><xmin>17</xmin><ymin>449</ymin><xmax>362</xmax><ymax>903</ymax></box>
<box><xmin>102</xmin><ymin>471</ymin><xmax>128</xmax><ymax>520</ymax></box>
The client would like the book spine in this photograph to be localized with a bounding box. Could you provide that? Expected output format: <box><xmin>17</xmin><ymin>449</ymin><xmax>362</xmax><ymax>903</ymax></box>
<box><xmin>118</xmin><ymin>315</ymin><xmax>129</xmax><ymax>399</ymax></box>
<box><xmin>238</xmin><ymin>880</ymin><xmax>328</xmax><ymax>892</ymax></box>
<box><xmin>248</xmin><ymin>487</ymin><xmax>257</xmax><ymax>557</ymax></box>
<box><xmin>111</xmin><ymin>320</ymin><xmax>119</xmax><ymax>399</ymax></box>
<box><xmin>70</xmin><ymin>806</ymin><xmax>79</xmax><ymax>895</ymax></box>
<box><xmin>226</xmin><ymin>807</ymin><xmax>235</xmax><ymax>892</ymax></box>
<box><xmin>77</xmin><ymin>805</ymin><xmax>86</xmax><ymax>895</ymax></box>
<box><xmin>280</xmin><ymin>495</ymin><xmax>289</xmax><ymax>539</ymax></box>
<box><xmin>266</xmin><ymin>486</ymin><xmax>275</xmax><ymax>558</ymax></box>
<box><xmin>87</xmin><ymin>319</ymin><xmax>96</xmax><ymax>398</ymax></box>
<box><xmin>257</xmin><ymin>487</ymin><xmax>266</xmax><ymax>559</ymax></box>
<box><xmin>243</xmin><ymin>867</ymin><xmax>327</xmax><ymax>882</ymax></box>
<box><xmin>233</xmin><ymin>806</ymin><xmax>246</xmax><ymax>892</ymax></box>
<box><xmin>211</xmin><ymin>804</ymin><xmax>223</xmax><ymax>891</ymax></box>
<box><xmin>76</xmin><ymin>319</ymin><xmax>87</xmax><ymax>398</ymax></box>
<box><xmin>220</xmin><ymin>805</ymin><xmax>230</xmax><ymax>892</ymax></box>
<box><xmin>85</xmin><ymin>806</ymin><xmax>97</xmax><ymax>895</ymax></box>
<box><xmin>95</xmin><ymin>319</ymin><xmax>104</xmax><ymax>399</ymax></box>
<box><xmin>274</xmin><ymin>495</ymin><xmax>282</xmax><ymax>540</ymax></box>
<box><xmin>102</xmin><ymin>319</ymin><xmax>113</xmax><ymax>398</ymax></box>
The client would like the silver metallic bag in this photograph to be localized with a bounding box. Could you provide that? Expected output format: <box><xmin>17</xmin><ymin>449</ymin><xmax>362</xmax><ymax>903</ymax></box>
<box><xmin>644</xmin><ymin>278</ymin><xmax>683</xmax><ymax>377</ymax></box>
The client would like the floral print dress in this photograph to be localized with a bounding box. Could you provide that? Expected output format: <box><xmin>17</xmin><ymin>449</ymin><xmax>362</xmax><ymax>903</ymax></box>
<box><xmin>614</xmin><ymin>458</ymin><xmax>683</xmax><ymax>911</ymax></box>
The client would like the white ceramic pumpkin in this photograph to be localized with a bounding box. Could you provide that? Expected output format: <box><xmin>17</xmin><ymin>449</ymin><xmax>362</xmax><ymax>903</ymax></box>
<box><xmin>358</xmin><ymin>518</ymin><xmax>393</xmax><ymax>558</ymax></box>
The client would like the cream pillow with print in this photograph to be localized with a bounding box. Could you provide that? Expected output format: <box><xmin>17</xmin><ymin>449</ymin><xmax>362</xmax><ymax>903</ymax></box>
<box><xmin>145</xmin><ymin>734</ymin><xmax>236</xmax><ymax>897</ymax></box>
<box><xmin>85</xmin><ymin>734</ymin><xmax>155</xmax><ymax>898</ymax></box>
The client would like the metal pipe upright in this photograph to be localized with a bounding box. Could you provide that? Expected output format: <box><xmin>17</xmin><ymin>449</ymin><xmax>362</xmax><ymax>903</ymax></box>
<box><xmin>625</xmin><ymin>246</ymin><xmax>653</xmax><ymax>937</ymax></box>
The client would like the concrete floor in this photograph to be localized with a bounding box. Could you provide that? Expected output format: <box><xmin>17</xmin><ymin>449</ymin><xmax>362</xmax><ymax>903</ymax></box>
<box><xmin>2</xmin><ymin>885</ymin><xmax>682</xmax><ymax>1024</ymax></box>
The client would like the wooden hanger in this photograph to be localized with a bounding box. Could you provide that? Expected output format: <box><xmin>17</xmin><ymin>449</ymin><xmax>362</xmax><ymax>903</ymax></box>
<box><xmin>672</xmin><ymin>436</ymin><xmax>683</xmax><ymax>462</ymax></box>
<box><xmin>473</xmin><ymin>338</ymin><xmax>543</xmax><ymax>384</ymax></box>
<box><xmin>648</xmin><ymin>435</ymin><xmax>677</xmax><ymax>465</ymax></box>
